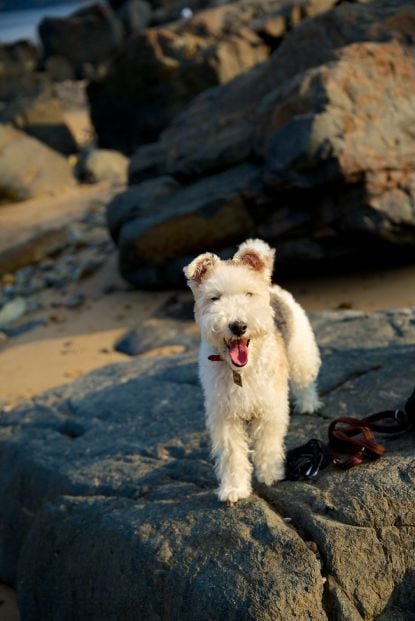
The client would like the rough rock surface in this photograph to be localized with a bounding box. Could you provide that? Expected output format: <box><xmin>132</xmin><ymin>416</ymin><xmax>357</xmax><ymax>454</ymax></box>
<box><xmin>0</xmin><ymin>124</ymin><xmax>76</xmax><ymax>203</ymax></box>
<box><xmin>0</xmin><ymin>309</ymin><xmax>414</xmax><ymax>620</ymax></box>
<box><xmin>0</xmin><ymin>41</ymin><xmax>78</xmax><ymax>153</ymax></box>
<box><xmin>0</xmin><ymin>41</ymin><xmax>40</xmax><ymax>88</ymax></box>
<box><xmin>108</xmin><ymin>0</ymin><xmax>415</xmax><ymax>288</ymax></box>
<box><xmin>0</xmin><ymin>88</ymin><xmax>78</xmax><ymax>155</ymax></box>
<box><xmin>88</xmin><ymin>0</ymin><xmax>339</xmax><ymax>152</ymax></box>
<box><xmin>39</xmin><ymin>3</ymin><xmax>124</xmax><ymax>79</ymax></box>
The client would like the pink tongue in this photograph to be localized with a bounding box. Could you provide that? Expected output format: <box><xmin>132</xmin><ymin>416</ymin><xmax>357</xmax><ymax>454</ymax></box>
<box><xmin>229</xmin><ymin>340</ymin><xmax>248</xmax><ymax>367</ymax></box>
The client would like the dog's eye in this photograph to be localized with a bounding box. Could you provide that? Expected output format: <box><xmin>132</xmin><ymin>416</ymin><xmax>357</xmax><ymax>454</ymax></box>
<box><xmin>246</xmin><ymin>292</ymin><xmax>254</xmax><ymax>297</ymax></box>
<box><xmin>210</xmin><ymin>295</ymin><xmax>221</xmax><ymax>302</ymax></box>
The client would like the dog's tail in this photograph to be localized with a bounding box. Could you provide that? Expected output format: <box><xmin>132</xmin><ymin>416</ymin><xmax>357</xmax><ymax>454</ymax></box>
<box><xmin>270</xmin><ymin>285</ymin><xmax>322</xmax><ymax>414</ymax></box>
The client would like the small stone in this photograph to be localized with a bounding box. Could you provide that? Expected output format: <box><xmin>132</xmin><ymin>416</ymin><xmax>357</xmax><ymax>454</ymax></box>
<box><xmin>0</xmin><ymin>298</ymin><xmax>28</xmax><ymax>329</ymax></box>
<box><xmin>15</xmin><ymin>266</ymin><xmax>35</xmax><ymax>286</ymax></box>
<box><xmin>45</xmin><ymin>273</ymin><xmax>64</xmax><ymax>288</ymax></box>
<box><xmin>25</xmin><ymin>299</ymin><xmax>42</xmax><ymax>314</ymax></box>
<box><xmin>65</xmin><ymin>293</ymin><xmax>86</xmax><ymax>309</ymax></box>
<box><xmin>49</xmin><ymin>312</ymin><xmax>65</xmax><ymax>323</ymax></box>
<box><xmin>102</xmin><ymin>285</ymin><xmax>118</xmax><ymax>295</ymax></box>
<box><xmin>71</xmin><ymin>259</ymin><xmax>102</xmax><ymax>282</ymax></box>
<box><xmin>68</xmin><ymin>227</ymin><xmax>85</xmax><ymax>247</ymax></box>
<box><xmin>0</xmin><ymin>331</ymin><xmax>8</xmax><ymax>345</ymax></box>
<box><xmin>5</xmin><ymin>319</ymin><xmax>47</xmax><ymax>338</ymax></box>
<box><xmin>2</xmin><ymin>284</ymin><xmax>16</xmax><ymax>298</ymax></box>
<box><xmin>39</xmin><ymin>260</ymin><xmax>55</xmax><ymax>272</ymax></box>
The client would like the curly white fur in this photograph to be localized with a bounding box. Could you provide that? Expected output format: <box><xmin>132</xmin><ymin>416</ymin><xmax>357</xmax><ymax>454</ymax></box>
<box><xmin>184</xmin><ymin>239</ymin><xmax>321</xmax><ymax>504</ymax></box>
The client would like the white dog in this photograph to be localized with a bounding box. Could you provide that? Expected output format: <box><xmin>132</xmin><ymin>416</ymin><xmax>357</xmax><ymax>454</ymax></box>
<box><xmin>184</xmin><ymin>239</ymin><xmax>321</xmax><ymax>505</ymax></box>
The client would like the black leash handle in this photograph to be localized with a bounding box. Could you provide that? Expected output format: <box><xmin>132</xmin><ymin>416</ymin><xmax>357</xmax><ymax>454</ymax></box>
<box><xmin>285</xmin><ymin>387</ymin><xmax>415</xmax><ymax>481</ymax></box>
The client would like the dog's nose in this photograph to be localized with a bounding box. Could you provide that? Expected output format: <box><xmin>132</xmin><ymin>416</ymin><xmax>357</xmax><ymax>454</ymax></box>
<box><xmin>229</xmin><ymin>321</ymin><xmax>247</xmax><ymax>336</ymax></box>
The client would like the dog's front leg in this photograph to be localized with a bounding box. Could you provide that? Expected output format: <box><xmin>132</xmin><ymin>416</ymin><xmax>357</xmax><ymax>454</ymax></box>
<box><xmin>207</xmin><ymin>411</ymin><xmax>252</xmax><ymax>505</ymax></box>
<box><xmin>252</xmin><ymin>411</ymin><xmax>288</xmax><ymax>486</ymax></box>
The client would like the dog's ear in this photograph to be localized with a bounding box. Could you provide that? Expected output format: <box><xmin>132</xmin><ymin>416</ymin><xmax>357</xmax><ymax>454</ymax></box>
<box><xmin>183</xmin><ymin>252</ymin><xmax>219</xmax><ymax>291</ymax></box>
<box><xmin>234</xmin><ymin>239</ymin><xmax>275</xmax><ymax>282</ymax></box>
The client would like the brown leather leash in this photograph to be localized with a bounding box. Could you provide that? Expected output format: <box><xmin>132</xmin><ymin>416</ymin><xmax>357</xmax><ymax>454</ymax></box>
<box><xmin>286</xmin><ymin>388</ymin><xmax>415</xmax><ymax>480</ymax></box>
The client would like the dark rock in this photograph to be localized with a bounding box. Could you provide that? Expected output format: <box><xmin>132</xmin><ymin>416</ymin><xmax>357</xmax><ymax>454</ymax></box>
<box><xmin>89</xmin><ymin>0</ymin><xmax>349</xmax><ymax>154</ymax></box>
<box><xmin>155</xmin><ymin>291</ymin><xmax>195</xmax><ymax>320</ymax></box>
<box><xmin>89</xmin><ymin>0</ymin><xmax>347</xmax><ymax>153</ymax></box>
<box><xmin>65</xmin><ymin>292</ymin><xmax>86</xmax><ymax>309</ymax></box>
<box><xmin>116</xmin><ymin>0</ymin><xmax>152</xmax><ymax>34</ymax></box>
<box><xmin>87</xmin><ymin>0</ymin><xmax>280</xmax><ymax>152</ymax></box>
<box><xmin>114</xmin><ymin>316</ymin><xmax>198</xmax><ymax>355</ymax></box>
<box><xmin>39</xmin><ymin>3</ymin><xmax>124</xmax><ymax>79</ymax></box>
<box><xmin>43</xmin><ymin>56</ymin><xmax>76</xmax><ymax>82</ymax></box>
<box><xmin>111</xmin><ymin>0</ymin><xmax>415</xmax><ymax>288</ymax></box>
<box><xmin>70</xmin><ymin>257</ymin><xmax>105</xmax><ymax>282</ymax></box>
<box><xmin>0</xmin><ymin>42</ymin><xmax>76</xmax><ymax>154</ymax></box>
<box><xmin>107</xmin><ymin>176</ymin><xmax>181</xmax><ymax>242</ymax></box>
<box><xmin>0</xmin><ymin>41</ymin><xmax>40</xmax><ymax>85</ymax></box>
<box><xmin>4</xmin><ymin>319</ymin><xmax>48</xmax><ymax>338</ymax></box>
<box><xmin>113</xmin><ymin>163</ymin><xmax>260</xmax><ymax>288</ymax></box>
<box><xmin>0</xmin><ymin>310</ymin><xmax>412</xmax><ymax>619</ymax></box>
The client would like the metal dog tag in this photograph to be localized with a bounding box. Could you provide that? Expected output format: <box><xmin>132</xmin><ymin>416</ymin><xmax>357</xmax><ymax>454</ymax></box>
<box><xmin>233</xmin><ymin>371</ymin><xmax>243</xmax><ymax>387</ymax></box>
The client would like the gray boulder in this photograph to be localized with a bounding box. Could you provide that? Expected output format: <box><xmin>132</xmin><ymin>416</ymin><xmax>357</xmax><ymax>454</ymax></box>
<box><xmin>0</xmin><ymin>309</ymin><xmax>414</xmax><ymax>619</ymax></box>
<box><xmin>109</xmin><ymin>0</ymin><xmax>415</xmax><ymax>288</ymax></box>
<box><xmin>0</xmin><ymin>124</ymin><xmax>76</xmax><ymax>203</ymax></box>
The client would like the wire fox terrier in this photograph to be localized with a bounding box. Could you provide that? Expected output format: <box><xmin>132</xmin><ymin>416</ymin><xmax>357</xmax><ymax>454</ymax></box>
<box><xmin>184</xmin><ymin>239</ymin><xmax>321</xmax><ymax>505</ymax></box>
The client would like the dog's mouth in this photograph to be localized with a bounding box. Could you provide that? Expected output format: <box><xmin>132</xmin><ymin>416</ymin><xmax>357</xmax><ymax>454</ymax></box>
<box><xmin>225</xmin><ymin>338</ymin><xmax>250</xmax><ymax>367</ymax></box>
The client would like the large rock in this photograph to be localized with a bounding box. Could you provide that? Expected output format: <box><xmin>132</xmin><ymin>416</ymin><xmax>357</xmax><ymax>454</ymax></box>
<box><xmin>113</xmin><ymin>163</ymin><xmax>260</xmax><ymax>287</ymax></box>
<box><xmin>87</xmin><ymin>0</ymin><xmax>338</xmax><ymax>153</ymax></box>
<box><xmin>0</xmin><ymin>309</ymin><xmax>414</xmax><ymax>620</ymax></box>
<box><xmin>39</xmin><ymin>3</ymin><xmax>124</xmax><ymax>79</ymax></box>
<box><xmin>0</xmin><ymin>88</ymin><xmax>78</xmax><ymax>155</ymax></box>
<box><xmin>109</xmin><ymin>0</ymin><xmax>415</xmax><ymax>288</ymax></box>
<box><xmin>0</xmin><ymin>40</ymin><xmax>40</xmax><ymax>82</ymax></box>
<box><xmin>0</xmin><ymin>124</ymin><xmax>76</xmax><ymax>203</ymax></box>
<box><xmin>0</xmin><ymin>42</ymin><xmax>78</xmax><ymax>154</ymax></box>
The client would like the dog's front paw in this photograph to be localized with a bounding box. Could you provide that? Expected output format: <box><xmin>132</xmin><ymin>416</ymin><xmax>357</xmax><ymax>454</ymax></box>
<box><xmin>256</xmin><ymin>461</ymin><xmax>285</xmax><ymax>486</ymax></box>
<box><xmin>218</xmin><ymin>485</ymin><xmax>251</xmax><ymax>506</ymax></box>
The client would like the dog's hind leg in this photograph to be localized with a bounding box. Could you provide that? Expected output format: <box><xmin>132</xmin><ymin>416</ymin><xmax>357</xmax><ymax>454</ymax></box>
<box><xmin>270</xmin><ymin>285</ymin><xmax>322</xmax><ymax>414</ymax></box>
